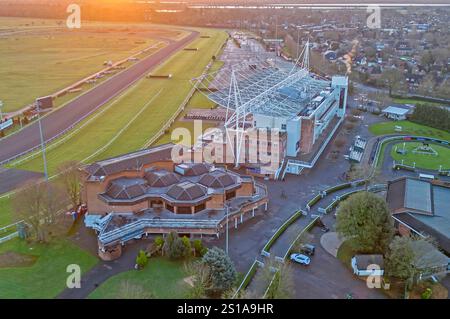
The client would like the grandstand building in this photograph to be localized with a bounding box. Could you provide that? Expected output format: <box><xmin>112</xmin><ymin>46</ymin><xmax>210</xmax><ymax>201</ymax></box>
<box><xmin>193</xmin><ymin>43</ymin><xmax>348</xmax><ymax>179</ymax></box>
<box><xmin>82</xmin><ymin>143</ymin><xmax>268</xmax><ymax>260</ymax></box>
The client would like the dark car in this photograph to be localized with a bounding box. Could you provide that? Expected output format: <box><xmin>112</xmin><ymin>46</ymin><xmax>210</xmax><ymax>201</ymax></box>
<box><xmin>300</xmin><ymin>244</ymin><xmax>315</xmax><ymax>256</ymax></box>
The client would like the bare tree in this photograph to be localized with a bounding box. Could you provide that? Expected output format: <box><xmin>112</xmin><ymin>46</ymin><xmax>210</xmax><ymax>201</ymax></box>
<box><xmin>351</xmin><ymin>109</ymin><xmax>362</xmax><ymax>117</ymax></box>
<box><xmin>264</xmin><ymin>263</ymin><xmax>295</xmax><ymax>299</ymax></box>
<box><xmin>56</xmin><ymin>160</ymin><xmax>82</xmax><ymax>210</ymax></box>
<box><xmin>334</xmin><ymin>137</ymin><xmax>346</xmax><ymax>149</ymax></box>
<box><xmin>346</xmin><ymin>163</ymin><xmax>381</xmax><ymax>190</ymax></box>
<box><xmin>417</xmin><ymin>74</ymin><xmax>435</xmax><ymax>96</ymax></box>
<box><xmin>12</xmin><ymin>181</ymin><xmax>68</xmax><ymax>242</ymax></box>
<box><xmin>380</xmin><ymin>68</ymin><xmax>405</xmax><ymax>96</ymax></box>
<box><xmin>344</xmin><ymin>122</ymin><xmax>355</xmax><ymax>132</ymax></box>
<box><xmin>184</xmin><ymin>261</ymin><xmax>211</xmax><ymax>299</ymax></box>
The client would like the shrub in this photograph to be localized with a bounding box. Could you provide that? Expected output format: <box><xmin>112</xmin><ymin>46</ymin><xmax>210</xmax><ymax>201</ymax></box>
<box><xmin>351</xmin><ymin>109</ymin><xmax>362</xmax><ymax>116</ymax></box>
<box><xmin>154</xmin><ymin>236</ymin><xmax>164</xmax><ymax>253</ymax></box>
<box><xmin>344</xmin><ymin>123</ymin><xmax>355</xmax><ymax>131</ymax></box>
<box><xmin>200</xmin><ymin>247</ymin><xmax>208</xmax><ymax>256</ymax></box>
<box><xmin>202</xmin><ymin>247</ymin><xmax>237</xmax><ymax>295</ymax></box>
<box><xmin>421</xmin><ymin>288</ymin><xmax>432</xmax><ymax>299</ymax></box>
<box><xmin>348</xmin><ymin>116</ymin><xmax>359</xmax><ymax>123</ymax></box>
<box><xmin>193</xmin><ymin>239</ymin><xmax>206</xmax><ymax>256</ymax></box>
<box><xmin>334</xmin><ymin>137</ymin><xmax>346</xmax><ymax>148</ymax></box>
<box><xmin>136</xmin><ymin>250</ymin><xmax>148</xmax><ymax>269</ymax></box>
<box><xmin>163</xmin><ymin>232</ymin><xmax>186</xmax><ymax>260</ymax></box>
<box><xmin>181</xmin><ymin>236</ymin><xmax>192</xmax><ymax>258</ymax></box>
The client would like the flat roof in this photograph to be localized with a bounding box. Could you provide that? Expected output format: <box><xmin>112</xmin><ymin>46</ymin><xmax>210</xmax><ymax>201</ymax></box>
<box><xmin>388</xmin><ymin>177</ymin><xmax>450</xmax><ymax>245</ymax></box>
<box><xmin>413</xmin><ymin>185</ymin><xmax>450</xmax><ymax>238</ymax></box>
<box><xmin>382</xmin><ymin>105</ymin><xmax>410</xmax><ymax>115</ymax></box>
<box><xmin>404</xmin><ymin>179</ymin><xmax>432</xmax><ymax>213</ymax></box>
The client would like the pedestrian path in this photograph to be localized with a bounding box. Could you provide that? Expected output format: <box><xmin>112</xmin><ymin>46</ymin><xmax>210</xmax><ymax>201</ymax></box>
<box><xmin>320</xmin><ymin>232</ymin><xmax>344</xmax><ymax>257</ymax></box>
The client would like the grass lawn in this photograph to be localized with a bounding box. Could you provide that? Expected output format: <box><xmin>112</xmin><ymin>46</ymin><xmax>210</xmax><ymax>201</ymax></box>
<box><xmin>0</xmin><ymin>17</ymin><xmax>192</xmax><ymax>112</ymax></box>
<box><xmin>369</xmin><ymin>120</ymin><xmax>450</xmax><ymax>141</ymax></box>
<box><xmin>391</xmin><ymin>142</ymin><xmax>450</xmax><ymax>170</ymax></box>
<box><xmin>0</xmin><ymin>196</ymin><xmax>13</xmax><ymax>227</ymax></box>
<box><xmin>156</xmin><ymin>59</ymin><xmax>226</xmax><ymax>146</ymax></box>
<box><xmin>10</xmin><ymin>28</ymin><xmax>228</xmax><ymax>175</ymax></box>
<box><xmin>0</xmin><ymin>238</ymin><xmax>98</xmax><ymax>298</ymax></box>
<box><xmin>89</xmin><ymin>257</ymin><xmax>190</xmax><ymax>299</ymax></box>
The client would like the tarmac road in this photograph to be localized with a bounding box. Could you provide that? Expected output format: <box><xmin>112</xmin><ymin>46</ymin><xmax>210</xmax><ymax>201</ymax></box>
<box><xmin>0</xmin><ymin>30</ymin><xmax>199</xmax><ymax>164</ymax></box>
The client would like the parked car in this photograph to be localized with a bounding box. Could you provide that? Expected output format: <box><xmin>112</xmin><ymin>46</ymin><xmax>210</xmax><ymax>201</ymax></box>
<box><xmin>300</xmin><ymin>244</ymin><xmax>315</xmax><ymax>256</ymax></box>
<box><xmin>290</xmin><ymin>253</ymin><xmax>311</xmax><ymax>266</ymax></box>
<box><xmin>321</xmin><ymin>226</ymin><xmax>330</xmax><ymax>233</ymax></box>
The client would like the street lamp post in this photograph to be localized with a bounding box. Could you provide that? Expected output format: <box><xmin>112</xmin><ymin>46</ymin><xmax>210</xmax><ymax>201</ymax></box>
<box><xmin>225</xmin><ymin>205</ymin><xmax>229</xmax><ymax>255</ymax></box>
<box><xmin>36</xmin><ymin>100</ymin><xmax>49</xmax><ymax>181</ymax></box>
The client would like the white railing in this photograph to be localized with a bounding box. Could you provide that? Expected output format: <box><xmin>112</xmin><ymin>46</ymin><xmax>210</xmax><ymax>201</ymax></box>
<box><xmin>141</xmin><ymin>86</ymin><xmax>196</xmax><ymax>148</ymax></box>
<box><xmin>141</xmin><ymin>57</ymin><xmax>218</xmax><ymax>149</ymax></box>
<box><xmin>232</xmin><ymin>259</ymin><xmax>261</xmax><ymax>299</ymax></box>
<box><xmin>98</xmin><ymin>218</ymin><xmax>220</xmax><ymax>244</ymax></box>
<box><xmin>0</xmin><ymin>231</ymin><xmax>18</xmax><ymax>244</ymax></box>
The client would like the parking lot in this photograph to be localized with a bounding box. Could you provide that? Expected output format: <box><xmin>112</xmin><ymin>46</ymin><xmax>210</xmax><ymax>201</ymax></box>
<box><xmin>289</xmin><ymin>215</ymin><xmax>386</xmax><ymax>299</ymax></box>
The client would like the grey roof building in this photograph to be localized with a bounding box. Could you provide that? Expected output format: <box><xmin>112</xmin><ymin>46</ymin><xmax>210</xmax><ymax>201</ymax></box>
<box><xmin>387</xmin><ymin>177</ymin><xmax>450</xmax><ymax>253</ymax></box>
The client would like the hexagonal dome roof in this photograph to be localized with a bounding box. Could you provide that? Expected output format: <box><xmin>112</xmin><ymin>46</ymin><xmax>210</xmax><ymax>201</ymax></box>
<box><xmin>144</xmin><ymin>169</ymin><xmax>180</xmax><ymax>187</ymax></box>
<box><xmin>166</xmin><ymin>181</ymin><xmax>207</xmax><ymax>201</ymax></box>
<box><xmin>106</xmin><ymin>178</ymin><xmax>147</xmax><ymax>200</ymax></box>
<box><xmin>198</xmin><ymin>170</ymin><xmax>236</xmax><ymax>188</ymax></box>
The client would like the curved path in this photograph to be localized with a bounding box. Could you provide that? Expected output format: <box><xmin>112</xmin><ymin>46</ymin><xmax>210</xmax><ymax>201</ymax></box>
<box><xmin>0</xmin><ymin>30</ymin><xmax>199</xmax><ymax>165</ymax></box>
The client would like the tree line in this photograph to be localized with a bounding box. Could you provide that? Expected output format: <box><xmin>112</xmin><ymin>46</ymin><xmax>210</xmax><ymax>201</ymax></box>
<box><xmin>410</xmin><ymin>104</ymin><xmax>450</xmax><ymax>132</ymax></box>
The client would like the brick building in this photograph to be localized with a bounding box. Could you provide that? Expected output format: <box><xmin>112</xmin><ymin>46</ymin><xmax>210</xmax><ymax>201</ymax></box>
<box><xmin>82</xmin><ymin>143</ymin><xmax>268</xmax><ymax>260</ymax></box>
<box><xmin>386</xmin><ymin>177</ymin><xmax>450</xmax><ymax>254</ymax></box>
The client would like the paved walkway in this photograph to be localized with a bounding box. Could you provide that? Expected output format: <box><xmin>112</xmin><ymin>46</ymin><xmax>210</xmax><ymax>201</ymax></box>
<box><xmin>320</xmin><ymin>232</ymin><xmax>344</xmax><ymax>258</ymax></box>
<box><xmin>269</xmin><ymin>214</ymin><xmax>311</xmax><ymax>259</ymax></box>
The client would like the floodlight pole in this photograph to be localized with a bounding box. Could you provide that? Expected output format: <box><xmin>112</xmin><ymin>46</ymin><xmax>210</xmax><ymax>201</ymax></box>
<box><xmin>36</xmin><ymin>100</ymin><xmax>49</xmax><ymax>181</ymax></box>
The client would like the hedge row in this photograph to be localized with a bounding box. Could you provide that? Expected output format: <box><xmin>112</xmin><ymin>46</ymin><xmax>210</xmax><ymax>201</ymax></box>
<box><xmin>323</xmin><ymin>199</ymin><xmax>340</xmax><ymax>214</ymax></box>
<box><xmin>233</xmin><ymin>260</ymin><xmax>259</xmax><ymax>298</ymax></box>
<box><xmin>324</xmin><ymin>182</ymin><xmax>352</xmax><ymax>194</ymax></box>
<box><xmin>263</xmin><ymin>270</ymin><xmax>280</xmax><ymax>299</ymax></box>
<box><xmin>307</xmin><ymin>194</ymin><xmax>322</xmax><ymax>208</ymax></box>
<box><xmin>284</xmin><ymin>216</ymin><xmax>320</xmax><ymax>260</ymax></box>
<box><xmin>262</xmin><ymin>211</ymin><xmax>303</xmax><ymax>253</ymax></box>
<box><xmin>339</xmin><ymin>190</ymin><xmax>361</xmax><ymax>202</ymax></box>
<box><xmin>393</xmin><ymin>164</ymin><xmax>416</xmax><ymax>172</ymax></box>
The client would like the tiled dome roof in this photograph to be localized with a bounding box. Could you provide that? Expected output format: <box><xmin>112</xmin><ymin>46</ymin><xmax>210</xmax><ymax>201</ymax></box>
<box><xmin>144</xmin><ymin>169</ymin><xmax>180</xmax><ymax>187</ymax></box>
<box><xmin>106</xmin><ymin>179</ymin><xmax>147</xmax><ymax>200</ymax></box>
<box><xmin>199</xmin><ymin>170</ymin><xmax>235</xmax><ymax>188</ymax></box>
<box><xmin>166</xmin><ymin>181</ymin><xmax>207</xmax><ymax>201</ymax></box>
